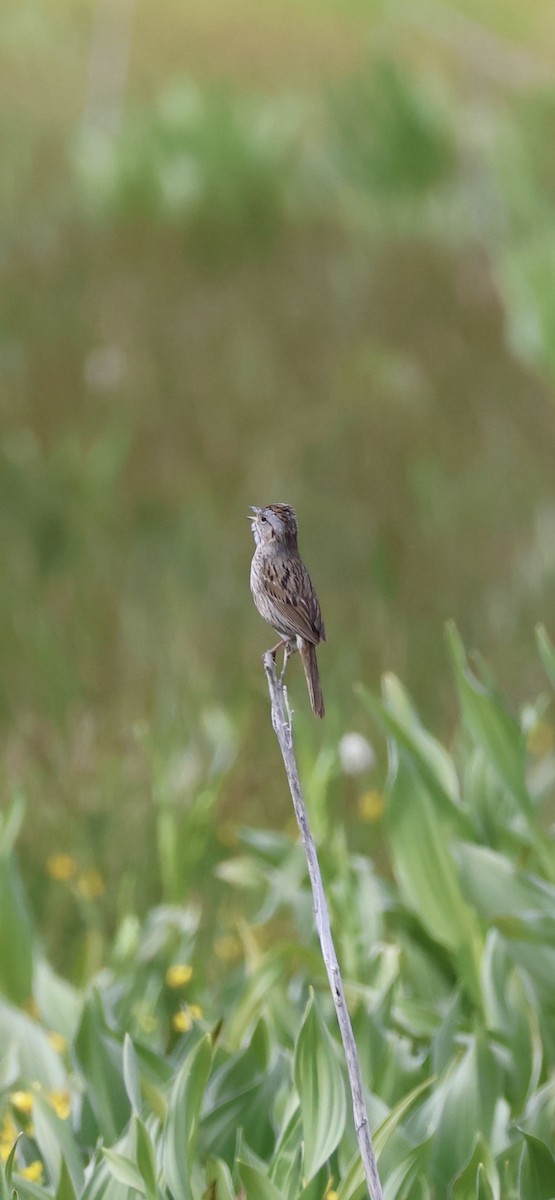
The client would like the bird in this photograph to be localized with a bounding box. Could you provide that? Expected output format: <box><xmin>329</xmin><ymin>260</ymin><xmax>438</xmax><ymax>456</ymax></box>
<box><xmin>249</xmin><ymin>503</ymin><xmax>326</xmax><ymax>717</ymax></box>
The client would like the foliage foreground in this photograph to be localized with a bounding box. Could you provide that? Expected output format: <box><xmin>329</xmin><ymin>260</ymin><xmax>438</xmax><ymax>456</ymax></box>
<box><xmin>1</xmin><ymin>627</ymin><xmax>555</xmax><ymax>1199</ymax></box>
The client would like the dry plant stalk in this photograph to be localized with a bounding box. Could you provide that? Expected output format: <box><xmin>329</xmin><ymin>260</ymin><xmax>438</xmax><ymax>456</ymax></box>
<box><xmin>263</xmin><ymin>651</ymin><xmax>384</xmax><ymax>1200</ymax></box>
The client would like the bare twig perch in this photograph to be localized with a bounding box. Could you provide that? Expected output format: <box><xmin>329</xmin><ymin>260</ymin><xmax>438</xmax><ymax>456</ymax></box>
<box><xmin>263</xmin><ymin>652</ymin><xmax>384</xmax><ymax>1200</ymax></box>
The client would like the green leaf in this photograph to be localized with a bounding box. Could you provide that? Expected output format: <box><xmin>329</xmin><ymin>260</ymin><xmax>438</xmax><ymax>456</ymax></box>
<box><xmin>358</xmin><ymin>679</ymin><xmax>466</xmax><ymax>827</ymax></box>
<box><xmin>449</xmin><ymin>1134</ymin><xmax>500</xmax><ymax>1200</ymax></box>
<box><xmin>4</xmin><ymin>1139</ymin><xmax>21</xmax><ymax>1189</ymax></box>
<box><xmin>446</xmin><ymin>623</ymin><xmax>530</xmax><ymax>813</ymax></box>
<box><xmin>199</xmin><ymin>1036</ymin><xmax>280</xmax><ymax>1163</ymax></box>
<box><xmin>385</xmin><ymin>760</ymin><xmax>482</xmax><ymax>1001</ymax></box>
<box><xmin>0</xmin><ymin>999</ymin><xmax>66</xmax><ymax>1088</ymax></box>
<box><xmin>204</xmin><ymin>1158</ymin><xmax>236</xmax><ymax>1200</ymax></box>
<box><xmin>381</xmin><ymin>1139</ymin><xmax>432</xmax><ymax>1200</ymax></box>
<box><xmin>374</xmin><ymin>1077</ymin><xmax>436</xmax><ymax>1157</ymax></box>
<box><xmin>33</xmin><ymin>961</ymin><xmax>81</xmax><ymax>1044</ymax></box>
<box><xmin>80</xmin><ymin>1153</ymin><xmax>130</xmax><ymax>1200</ymax></box>
<box><xmin>237</xmin><ymin>1161</ymin><xmax>285</xmax><ymax>1200</ymax></box>
<box><xmin>162</xmin><ymin>1034</ymin><xmax>212</xmax><ymax>1200</ymax></box>
<box><xmin>134</xmin><ymin>1117</ymin><xmax>158</xmax><ymax>1200</ymax></box>
<box><xmin>454</xmin><ymin>843</ymin><xmax>555</xmax><ymax>930</ymax></box>
<box><xmin>74</xmin><ymin>991</ymin><xmax>129</xmax><ymax>1142</ymax></box>
<box><xmin>519</xmin><ymin>1132</ymin><xmax>555</xmax><ymax>1200</ymax></box>
<box><xmin>423</xmin><ymin>1035</ymin><xmax>500</xmax><ymax>1194</ymax></box>
<box><xmin>269</xmin><ymin>1104</ymin><xmax>302</xmax><ymax>1198</ymax></box>
<box><xmin>123</xmin><ymin>1036</ymin><xmax>142</xmax><ymax>1114</ymax></box>
<box><xmin>32</xmin><ymin>1094</ymin><xmax>84</xmax><ymax>1194</ymax></box>
<box><xmin>294</xmin><ymin>990</ymin><xmax>346</xmax><ymax>1181</ymax></box>
<box><xmin>480</xmin><ymin>936</ymin><xmax>542</xmax><ymax>1109</ymax></box>
<box><xmin>0</xmin><ymin>848</ymin><xmax>35</xmax><ymax>1005</ymax></box>
<box><xmin>55</xmin><ymin>1159</ymin><xmax>77</xmax><ymax>1200</ymax></box>
<box><xmin>103</xmin><ymin>1150</ymin><xmax>146</xmax><ymax>1195</ymax></box>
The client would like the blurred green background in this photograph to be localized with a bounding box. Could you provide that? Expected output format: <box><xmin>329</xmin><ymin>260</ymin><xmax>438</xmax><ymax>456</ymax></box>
<box><xmin>3</xmin><ymin>0</ymin><xmax>555</xmax><ymax>972</ymax></box>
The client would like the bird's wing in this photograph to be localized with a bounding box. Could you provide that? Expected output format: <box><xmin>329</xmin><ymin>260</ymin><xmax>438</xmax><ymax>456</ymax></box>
<box><xmin>263</xmin><ymin>557</ymin><xmax>324</xmax><ymax>645</ymax></box>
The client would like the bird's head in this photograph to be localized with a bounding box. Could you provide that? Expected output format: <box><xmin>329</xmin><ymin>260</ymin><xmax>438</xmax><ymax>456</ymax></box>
<box><xmin>249</xmin><ymin>503</ymin><xmax>298</xmax><ymax>548</ymax></box>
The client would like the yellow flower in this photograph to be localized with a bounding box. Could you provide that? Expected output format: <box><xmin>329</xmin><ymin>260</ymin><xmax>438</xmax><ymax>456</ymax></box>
<box><xmin>76</xmin><ymin>869</ymin><xmax>105</xmax><ymax>900</ymax></box>
<box><xmin>527</xmin><ymin>720</ymin><xmax>555</xmax><ymax>757</ymax></box>
<box><xmin>188</xmin><ymin>1004</ymin><xmax>203</xmax><ymax>1020</ymax></box>
<box><xmin>46</xmin><ymin>854</ymin><xmax>77</xmax><ymax>882</ymax></box>
<box><xmin>21</xmin><ymin>1161</ymin><xmax>44</xmax><ymax>1183</ymax></box>
<box><xmin>358</xmin><ymin>789</ymin><xmax>385</xmax><ymax>823</ymax></box>
<box><xmin>165</xmin><ymin>963</ymin><xmax>193</xmax><ymax>988</ymax></box>
<box><xmin>47</xmin><ymin>1031</ymin><xmax>67</xmax><ymax>1055</ymax></box>
<box><xmin>0</xmin><ymin>1113</ymin><xmax>18</xmax><ymax>1143</ymax></box>
<box><xmin>10</xmin><ymin>1091</ymin><xmax>34</xmax><ymax>1115</ymax></box>
<box><xmin>47</xmin><ymin>1090</ymin><xmax>71</xmax><ymax>1120</ymax></box>
<box><xmin>172</xmin><ymin>1011</ymin><xmax>192</xmax><ymax>1034</ymax></box>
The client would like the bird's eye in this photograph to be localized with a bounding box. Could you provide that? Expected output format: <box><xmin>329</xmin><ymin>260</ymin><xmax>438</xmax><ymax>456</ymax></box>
<box><xmin>260</xmin><ymin>515</ymin><xmax>267</xmax><ymax>523</ymax></box>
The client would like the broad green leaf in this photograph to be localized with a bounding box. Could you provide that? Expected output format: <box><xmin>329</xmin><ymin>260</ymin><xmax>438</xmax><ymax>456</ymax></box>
<box><xmin>446</xmin><ymin>623</ymin><xmax>530</xmax><ymax>813</ymax></box>
<box><xmin>103</xmin><ymin>1150</ymin><xmax>146</xmax><ymax>1195</ymax></box>
<box><xmin>0</xmin><ymin>850</ymin><xmax>35</xmax><ymax>1004</ymax></box>
<box><xmin>294</xmin><ymin>990</ymin><xmax>346</xmax><ymax>1181</ymax></box>
<box><xmin>423</xmin><ymin>1035</ymin><xmax>500</xmax><ymax>1194</ymax></box>
<box><xmin>431</xmin><ymin>991</ymin><xmax>462</xmax><ymax>1076</ymax></box>
<box><xmin>162</xmin><ymin>1034</ymin><xmax>212</xmax><ymax>1200</ymax></box>
<box><xmin>33</xmin><ymin>961</ymin><xmax>81</xmax><ymax>1043</ymax></box>
<box><xmin>204</xmin><ymin>1158</ymin><xmax>235</xmax><ymax>1200</ymax></box>
<box><xmin>134</xmin><ymin>1117</ymin><xmax>158</xmax><ymax>1199</ymax></box>
<box><xmin>503</xmin><ymin>939</ymin><xmax>555</xmax><ymax>997</ymax></box>
<box><xmin>225</xmin><ymin>955</ymin><xmax>286</xmax><ymax>1048</ymax></box>
<box><xmin>74</xmin><ymin>991</ymin><xmax>129</xmax><ymax>1142</ymax></box>
<box><xmin>454</xmin><ymin>843</ymin><xmax>555</xmax><ymax>930</ymax></box>
<box><xmin>11</xmin><ymin>1176</ymin><xmax>51</xmax><ymax>1200</ymax></box>
<box><xmin>123</xmin><ymin>1036</ymin><xmax>142</xmax><ymax>1114</ymax></box>
<box><xmin>0</xmin><ymin>999</ymin><xmax>66</xmax><ymax>1088</ymax></box>
<box><xmin>33</xmin><ymin>1094</ymin><xmax>84</xmax><ymax>1194</ymax></box>
<box><xmin>358</xmin><ymin>681</ymin><xmax>467</xmax><ymax>828</ymax></box>
<box><xmin>333</xmin><ymin>1150</ymin><xmax>366</xmax><ymax>1200</ymax></box>
<box><xmin>518</xmin><ymin>1132</ymin><xmax>555</xmax><ymax>1200</ymax></box>
<box><xmin>481</xmin><ymin>936</ymin><xmax>542</xmax><ymax>1108</ymax></box>
<box><xmin>334</xmin><ymin>1080</ymin><xmax>434</xmax><ymax>1200</ymax></box>
<box><xmin>385</xmin><ymin>760</ymin><xmax>482</xmax><ymax>1000</ymax></box>
<box><xmin>200</xmin><ymin>1042</ymin><xmax>281</xmax><ymax>1163</ymax></box>
<box><xmin>55</xmin><ymin>1159</ymin><xmax>77</xmax><ymax>1200</ymax></box>
<box><xmin>0</xmin><ymin>1173</ymin><xmax>9</xmax><ymax>1200</ymax></box>
<box><xmin>374</xmin><ymin>1077</ymin><xmax>436</xmax><ymax>1157</ymax></box>
<box><xmin>382</xmin><ymin>1139</ymin><xmax>432</xmax><ymax>1200</ymax></box>
<box><xmin>450</xmin><ymin>1134</ymin><xmax>500</xmax><ymax>1200</ymax></box>
<box><xmin>381</xmin><ymin>674</ymin><xmax>461</xmax><ymax>805</ymax></box>
<box><xmin>237</xmin><ymin>1160</ymin><xmax>285</xmax><ymax>1200</ymax></box>
<box><xmin>269</xmin><ymin>1105</ymin><xmax>302</xmax><ymax>1198</ymax></box>
<box><xmin>80</xmin><ymin>1152</ymin><xmax>132</xmax><ymax>1200</ymax></box>
<box><xmin>4</xmin><ymin>1138</ymin><xmax>21</xmax><ymax>1188</ymax></box>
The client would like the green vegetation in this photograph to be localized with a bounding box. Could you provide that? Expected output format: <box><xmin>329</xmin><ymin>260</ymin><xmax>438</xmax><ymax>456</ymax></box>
<box><xmin>3</xmin><ymin>0</ymin><xmax>555</xmax><ymax>1193</ymax></box>
<box><xmin>1</xmin><ymin>627</ymin><xmax>555</xmax><ymax>1196</ymax></box>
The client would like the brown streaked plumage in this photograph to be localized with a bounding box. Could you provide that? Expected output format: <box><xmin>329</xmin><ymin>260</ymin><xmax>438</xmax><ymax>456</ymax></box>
<box><xmin>249</xmin><ymin>503</ymin><xmax>326</xmax><ymax>717</ymax></box>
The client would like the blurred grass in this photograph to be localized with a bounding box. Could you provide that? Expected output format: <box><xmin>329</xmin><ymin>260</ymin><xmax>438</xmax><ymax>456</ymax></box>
<box><xmin>2</xmin><ymin>0</ymin><xmax>555</xmax><ymax>971</ymax></box>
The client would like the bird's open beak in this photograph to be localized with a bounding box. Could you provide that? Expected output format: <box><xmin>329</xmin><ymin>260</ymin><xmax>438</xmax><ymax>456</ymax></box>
<box><xmin>248</xmin><ymin>506</ymin><xmax>260</xmax><ymax>519</ymax></box>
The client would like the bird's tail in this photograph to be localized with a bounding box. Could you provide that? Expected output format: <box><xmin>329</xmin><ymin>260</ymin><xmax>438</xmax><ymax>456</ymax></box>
<box><xmin>299</xmin><ymin>641</ymin><xmax>325</xmax><ymax>718</ymax></box>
